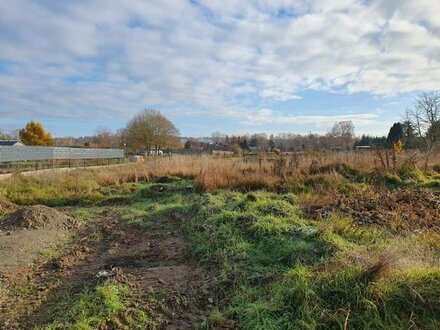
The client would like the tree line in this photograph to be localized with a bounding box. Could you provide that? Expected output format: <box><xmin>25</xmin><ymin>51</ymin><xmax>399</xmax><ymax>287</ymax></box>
<box><xmin>1</xmin><ymin>110</ymin><xmax>180</xmax><ymax>153</ymax></box>
<box><xmin>2</xmin><ymin>91</ymin><xmax>440</xmax><ymax>152</ymax></box>
<box><xmin>184</xmin><ymin>92</ymin><xmax>440</xmax><ymax>152</ymax></box>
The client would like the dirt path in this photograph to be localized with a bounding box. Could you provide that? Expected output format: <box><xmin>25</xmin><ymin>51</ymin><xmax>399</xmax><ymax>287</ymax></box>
<box><xmin>0</xmin><ymin>163</ymin><xmax>128</xmax><ymax>182</ymax></box>
<box><xmin>0</xmin><ymin>208</ymin><xmax>212</xmax><ymax>329</ymax></box>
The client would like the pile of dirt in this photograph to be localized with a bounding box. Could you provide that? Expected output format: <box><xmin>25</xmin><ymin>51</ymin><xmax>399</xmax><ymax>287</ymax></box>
<box><xmin>0</xmin><ymin>198</ymin><xmax>17</xmax><ymax>215</ymax></box>
<box><xmin>0</xmin><ymin>205</ymin><xmax>77</xmax><ymax>231</ymax></box>
<box><xmin>302</xmin><ymin>188</ymin><xmax>440</xmax><ymax>232</ymax></box>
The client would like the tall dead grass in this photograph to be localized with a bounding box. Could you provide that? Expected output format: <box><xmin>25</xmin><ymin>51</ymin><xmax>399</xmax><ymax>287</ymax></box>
<box><xmin>92</xmin><ymin>151</ymin><xmax>440</xmax><ymax>191</ymax></box>
<box><xmin>3</xmin><ymin>151</ymin><xmax>440</xmax><ymax>202</ymax></box>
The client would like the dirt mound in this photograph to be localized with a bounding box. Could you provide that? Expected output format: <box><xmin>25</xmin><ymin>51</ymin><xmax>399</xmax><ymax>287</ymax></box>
<box><xmin>302</xmin><ymin>188</ymin><xmax>440</xmax><ymax>232</ymax></box>
<box><xmin>0</xmin><ymin>205</ymin><xmax>77</xmax><ymax>231</ymax></box>
<box><xmin>0</xmin><ymin>198</ymin><xmax>17</xmax><ymax>215</ymax></box>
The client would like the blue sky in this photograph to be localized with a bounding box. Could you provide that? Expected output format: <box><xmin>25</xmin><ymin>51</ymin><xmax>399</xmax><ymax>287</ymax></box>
<box><xmin>0</xmin><ymin>0</ymin><xmax>439</xmax><ymax>137</ymax></box>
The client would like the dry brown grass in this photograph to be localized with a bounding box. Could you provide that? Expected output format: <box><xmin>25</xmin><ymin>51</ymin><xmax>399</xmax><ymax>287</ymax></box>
<box><xmin>3</xmin><ymin>151</ymin><xmax>440</xmax><ymax>206</ymax></box>
<box><xmin>87</xmin><ymin>151</ymin><xmax>440</xmax><ymax>191</ymax></box>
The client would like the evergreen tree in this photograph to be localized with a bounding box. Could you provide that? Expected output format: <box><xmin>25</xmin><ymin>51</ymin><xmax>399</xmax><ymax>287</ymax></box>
<box><xmin>239</xmin><ymin>136</ymin><xmax>250</xmax><ymax>151</ymax></box>
<box><xmin>386</xmin><ymin>123</ymin><xmax>403</xmax><ymax>148</ymax></box>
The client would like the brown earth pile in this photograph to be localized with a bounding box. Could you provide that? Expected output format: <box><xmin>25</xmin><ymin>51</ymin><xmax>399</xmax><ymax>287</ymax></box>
<box><xmin>302</xmin><ymin>188</ymin><xmax>440</xmax><ymax>232</ymax></box>
<box><xmin>0</xmin><ymin>205</ymin><xmax>77</xmax><ymax>231</ymax></box>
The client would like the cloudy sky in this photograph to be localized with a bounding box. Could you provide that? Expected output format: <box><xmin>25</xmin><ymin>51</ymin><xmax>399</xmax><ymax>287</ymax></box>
<box><xmin>0</xmin><ymin>0</ymin><xmax>439</xmax><ymax>137</ymax></box>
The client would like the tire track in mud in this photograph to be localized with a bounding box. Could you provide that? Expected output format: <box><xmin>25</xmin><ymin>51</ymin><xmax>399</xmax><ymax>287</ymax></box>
<box><xmin>0</xmin><ymin>209</ymin><xmax>213</xmax><ymax>329</ymax></box>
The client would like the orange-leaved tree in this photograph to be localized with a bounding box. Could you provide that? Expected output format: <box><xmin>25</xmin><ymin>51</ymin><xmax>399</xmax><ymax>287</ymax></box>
<box><xmin>19</xmin><ymin>120</ymin><xmax>53</xmax><ymax>146</ymax></box>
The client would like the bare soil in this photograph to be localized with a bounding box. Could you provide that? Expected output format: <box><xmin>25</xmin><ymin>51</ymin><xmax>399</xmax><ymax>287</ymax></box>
<box><xmin>0</xmin><ymin>228</ymin><xmax>69</xmax><ymax>271</ymax></box>
<box><xmin>302</xmin><ymin>188</ymin><xmax>440</xmax><ymax>232</ymax></box>
<box><xmin>0</xmin><ymin>208</ymin><xmax>213</xmax><ymax>329</ymax></box>
<box><xmin>0</xmin><ymin>206</ymin><xmax>76</xmax><ymax>273</ymax></box>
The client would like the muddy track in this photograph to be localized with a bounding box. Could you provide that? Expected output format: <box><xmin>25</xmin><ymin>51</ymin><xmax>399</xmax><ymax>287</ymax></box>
<box><xmin>0</xmin><ymin>209</ymin><xmax>212</xmax><ymax>329</ymax></box>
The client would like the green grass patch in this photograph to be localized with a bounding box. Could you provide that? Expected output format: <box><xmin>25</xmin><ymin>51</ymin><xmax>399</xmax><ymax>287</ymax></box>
<box><xmin>185</xmin><ymin>190</ymin><xmax>440</xmax><ymax>329</ymax></box>
<box><xmin>41</xmin><ymin>282</ymin><xmax>158</xmax><ymax>330</ymax></box>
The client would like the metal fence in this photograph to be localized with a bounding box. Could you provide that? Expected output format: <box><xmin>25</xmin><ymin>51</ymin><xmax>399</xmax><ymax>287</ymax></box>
<box><xmin>0</xmin><ymin>146</ymin><xmax>124</xmax><ymax>162</ymax></box>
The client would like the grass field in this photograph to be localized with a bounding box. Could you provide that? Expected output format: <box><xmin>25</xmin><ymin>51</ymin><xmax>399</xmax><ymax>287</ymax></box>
<box><xmin>0</xmin><ymin>153</ymin><xmax>439</xmax><ymax>329</ymax></box>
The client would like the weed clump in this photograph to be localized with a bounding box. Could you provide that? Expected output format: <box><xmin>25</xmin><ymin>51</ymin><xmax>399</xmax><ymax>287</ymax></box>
<box><xmin>43</xmin><ymin>282</ymin><xmax>157</xmax><ymax>329</ymax></box>
<box><xmin>383</xmin><ymin>172</ymin><xmax>403</xmax><ymax>185</ymax></box>
<box><xmin>0</xmin><ymin>198</ymin><xmax>17</xmax><ymax>215</ymax></box>
<box><xmin>246</xmin><ymin>193</ymin><xmax>257</xmax><ymax>202</ymax></box>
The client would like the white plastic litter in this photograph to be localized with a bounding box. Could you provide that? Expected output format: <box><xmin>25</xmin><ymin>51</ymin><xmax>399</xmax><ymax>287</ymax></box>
<box><xmin>96</xmin><ymin>267</ymin><xmax>117</xmax><ymax>278</ymax></box>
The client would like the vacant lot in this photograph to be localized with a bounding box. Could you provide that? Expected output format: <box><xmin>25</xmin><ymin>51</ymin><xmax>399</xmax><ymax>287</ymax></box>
<box><xmin>0</xmin><ymin>153</ymin><xmax>439</xmax><ymax>329</ymax></box>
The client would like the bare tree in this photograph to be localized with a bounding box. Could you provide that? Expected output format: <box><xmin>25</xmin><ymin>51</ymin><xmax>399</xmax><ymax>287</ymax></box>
<box><xmin>125</xmin><ymin>109</ymin><xmax>179</xmax><ymax>154</ymax></box>
<box><xmin>405</xmin><ymin>91</ymin><xmax>440</xmax><ymax>150</ymax></box>
<box><xmin>116</xmin><ymin>128</ymin><xmax>128</xmax><ymax>147</ymax></box>
<box><xmin>327</xmin><ymin>120</ymin><xmax>355</xmax><ymax>150</ymax></box>
<box><xmin>211</xmin><ymin>131</ymin><xmax>226</xmax><ymax>143</ymax></box>
<box><xmin>53</xmin><ymin>136</ymin><xmax>74</xmax><ymax>146</ymax></box>
<box><xmin>93</xmin><ymin>127</ymin><xmax>116</xmax><ymax>148</ymax></box>
<box><xmin>0</xmin><ymin>129</ymin><xmax>8</xmax><ymax>140</ymax></box>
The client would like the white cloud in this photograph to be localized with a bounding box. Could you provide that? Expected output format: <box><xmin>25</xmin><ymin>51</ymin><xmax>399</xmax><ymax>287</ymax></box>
<box><xmin>240</xmin><ymin>108</ymin><xmax>378</xmax><ymax>126</ymax></box>
<box><xmin>0</xmin><ymin>0</ymin><xmax>439</xmax><ymax>130</ymax></box>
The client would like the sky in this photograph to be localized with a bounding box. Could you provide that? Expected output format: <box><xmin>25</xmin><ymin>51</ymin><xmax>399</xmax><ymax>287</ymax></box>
<box><xmin>0</xmin><ymin>0</ymin><xmax>439</xmax><ymax>138</ymax></box>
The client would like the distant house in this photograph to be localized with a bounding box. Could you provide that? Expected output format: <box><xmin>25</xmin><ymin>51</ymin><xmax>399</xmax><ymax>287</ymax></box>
<box><xmin>0</xmin><ymin>140</ymin><xmax>24</xmax><ymax>147</ymax></box>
